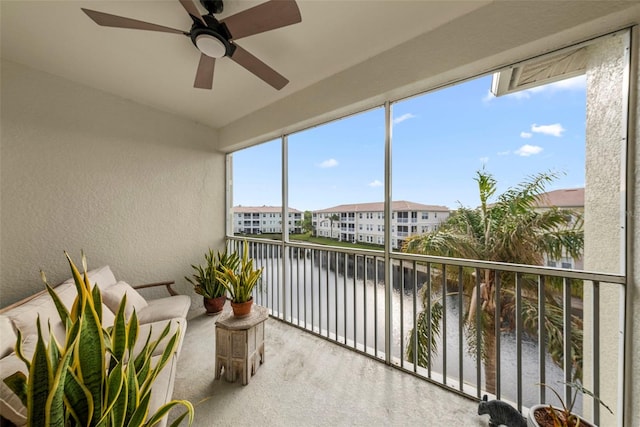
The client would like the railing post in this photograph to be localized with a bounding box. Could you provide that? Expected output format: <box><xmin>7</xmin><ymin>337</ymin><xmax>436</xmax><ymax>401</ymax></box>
<box><xmin>282</xmin><ymin>134</ymin><xmax>289</xmax><ymax>321</ymax></box>
<box><xmin>384</xmin><ymin>100</ymin><xmax>393</xmax><ymax>364</ymax></box>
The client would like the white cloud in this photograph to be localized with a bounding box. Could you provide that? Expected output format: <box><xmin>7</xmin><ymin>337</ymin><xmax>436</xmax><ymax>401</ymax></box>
<box><xmin>531</xmin><ymin>123</ymin><xmax>565</xmax><ymax>137</ymax></box>
<box><xmin>368</xmin><ymin>179</ymin><xmax>383</xmax><ymax>188</ymax></box>
<box><xmin>479</xmin><ymin>157</ymin><xmax>489</xmax><ymax>164</ymax></box>
<box><xmin>482</xmin><ymin>90</ymin><xmax>496</xmax><ymax>103</ymax></box>
<box><xmin>318</xmin><ymin>158</ymin><xmax>338</xmax><ymax>168</ymax></box>
<box><xmin>506</xmin><ymin>91</ymin><xmax>531</xmax><ymax>100</ymax></box>
<box><xmin>393</xmin><ymin>113</ymin><xmax>417</xmax><ymax>124</ymax></box>
<box><xmin>497</xmin><ymin>150</ymin><xmax>510</xmax><ymax>156</ymax></box>
<box><xmin>543</xmin><ymin>75</ymin><xmax>586</xmax><ymax>92</ymax></box>
<box><xmin>506</xmin><ymin>75</ymin><xmax>586</xmax><ymax>100</ymax></box>
<box><xmin>520</xmin><ymin>131</ymin><xmax>533</xmax><ymax>139</ymax></box>
<box><xmin>514</xmin><ymin>144</ymin><xmax>543</xmax><ymax>157</ymax></box>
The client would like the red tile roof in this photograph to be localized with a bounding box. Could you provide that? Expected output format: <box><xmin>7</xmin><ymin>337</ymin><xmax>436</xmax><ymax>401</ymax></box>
<box><xmin>314</xmin><ymin>201</ymin><xmax>449</xmax><ymax>213</ymax></box>
<box><xmin>232</xmin><ymin>206</ymin><xmax>303</xmax><ymax>213</ymax></box>
<box><xmin>535</xmin><ymin>188</ymin><xmax>584</xmax><ymax>208</ymax></box>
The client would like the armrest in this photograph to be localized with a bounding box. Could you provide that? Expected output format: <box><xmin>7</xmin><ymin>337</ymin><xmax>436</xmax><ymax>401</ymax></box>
<box><xmin>133</xmin><ymin>281</ymin><xmax>178</xmax><ymax>296</ymax></box>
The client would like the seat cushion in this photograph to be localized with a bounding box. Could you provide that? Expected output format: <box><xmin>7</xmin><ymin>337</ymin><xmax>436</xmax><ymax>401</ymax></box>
<box><xmin>134</xmin><ymin>318</ymin><xmax>186</xmax><ymax>359</ymax></box>
<box><xmin>137</xmin><ymin>295</ymin><xmax>191</xmax><ymax>325</ymax></box>
<box><xmin>146</xmin><ymin>354</ymin><xmax>178</xmax><ymax>427</ymax></box>
<box><xmin>101</xmin><ymin>281</ymin><xmax>148</xmax><ymax>319</ymax></box>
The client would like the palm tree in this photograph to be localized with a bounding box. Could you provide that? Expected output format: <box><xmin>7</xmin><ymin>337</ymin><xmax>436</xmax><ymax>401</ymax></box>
<box><xmin>403</xmin><ymin>169</ymin><xmax>584</xmax><ymax>394</ymax></box>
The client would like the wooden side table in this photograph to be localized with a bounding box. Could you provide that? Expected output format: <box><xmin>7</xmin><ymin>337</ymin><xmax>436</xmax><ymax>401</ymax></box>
<box><xmin>214</xmin><ymin>305</ymin><xmax>269</xmax><ymax>385</ymax></box>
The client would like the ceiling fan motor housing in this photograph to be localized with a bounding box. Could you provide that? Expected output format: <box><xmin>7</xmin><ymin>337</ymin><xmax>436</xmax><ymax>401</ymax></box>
<box><xmin>200</xmin><ymin>0</ymin><xmax>224</xmax><ymax>15</ymax></box>
<box><xmin>189</xmin><ymin>18</ymin><xmax>235</xmax><ymax>58</ymax></box>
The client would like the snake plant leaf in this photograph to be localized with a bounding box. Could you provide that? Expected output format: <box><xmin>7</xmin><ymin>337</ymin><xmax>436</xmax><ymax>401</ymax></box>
<box><xmin>135</xmin><ymin>357</ymin><xmax>152</xmax><ymax>394</ymax></box>
<box><xmin>110</xmin><ymin>370</ymin><xmax>128</xmax><ymax>427</ymax></box>
<box><xmin>65</xmin><ymin>251</ymin><xmax>87</xmax><ymax>297</ymax></box>
<box><xmin>127</xmin><ymin>392</ymin><xmax>151</xmax><ymax>427</ymax></box>
<box><xmin>64</xmin><ymin>369</ymin><xmax>93</xmax><ymax>427</ymax></box>
<box><xmin>111</xmin><ymin>297</ymin><xmax>129</xmax><ymax>368</ymax></box>
<box><xmin>27</xmin><ymin>320</ymin><xmax>51</xmax><ymax>427</ymax></box>
<box><xmin>46</xmin><ymin>325</ymin><xmax>62</xmax><ymax>377</ymax></box>
<box><xmin>141</xmin><ymin>322</ymin><xmax>171</xmax><ymax>367</ymax></box>
<box><xmin>13</xmin><ymin>329</ymin><xmax>30</xmax><ymax>369</ymax></box>
<box><xmin>125</xmin><ymin>358</ymin><xmax>140</xmax><ymax>422</ymax></box>
<box><xmin>44</xmin><ymin>346</ymin><xmax>74</xmax><ymax>427</ymax></box>
<box><xmin>127</xmin><ymin>308</ymin><xmax>139</xmax><ymax>352</ymax></box>
<box><xmin>98</xmin><ymin>361</ymin><xmax>124</xmax><ymax>426</ymax></box>
<box><xmin>45</xmin><ymin>282</ymin><xmax>70</xmax><ymax>327</ymax></box>
<box><xmin>133</xmin><ymin>327</ymin><xmax>154</xmax><ymax>372</ymax></box>
<box><xmin>140</xmin><ymin>332</ymin><xmax>179</xmax><ymax>397</ymax></box>
<box><xmin>76</xmin><ymin>294</ymin><xmax>106</xmax><ymax>425</ymax></box>
<box><xmin>3</xmin><ymin>371</ymin><xmax>27</xmax><ymax>407</ymax></box>
<box><xmin>146</xmin><ymin>400</ymin><xmax>195</xmax><ymax>427</ymax></box>
<box><xmin>92</xmin><ymin>284</ymin><xmax>103</xmax><ymax>321</ymax></box>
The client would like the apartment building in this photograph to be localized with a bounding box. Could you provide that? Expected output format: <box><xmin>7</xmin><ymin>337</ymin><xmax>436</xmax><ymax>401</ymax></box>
<box><xmin>313</xmin><ymin>201</ymin><xmax>450</xmax><ymax>249</ymax></box>
<box><xmin>232</xmin><ymin>206</ymin><xmax>303</xmax><ymax>235</ymax></box>
<box><xmin>534</xmin><ymin>188</ymin><xmax>584</xmax><ymax>270</ymax></box>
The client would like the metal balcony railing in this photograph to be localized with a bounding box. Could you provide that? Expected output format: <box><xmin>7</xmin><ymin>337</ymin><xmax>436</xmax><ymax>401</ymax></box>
<box><xmin>227</xmin><ymin>236</ymin><xmax>626</xmax><ymax>425</ymax></box>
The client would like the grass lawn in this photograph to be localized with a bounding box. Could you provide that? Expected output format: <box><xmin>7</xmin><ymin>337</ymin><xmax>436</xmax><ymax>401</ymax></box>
<box><xmin>234</xmin><ymin>233</ymin><xmax>384</xmax><ymax>251</ymax></box>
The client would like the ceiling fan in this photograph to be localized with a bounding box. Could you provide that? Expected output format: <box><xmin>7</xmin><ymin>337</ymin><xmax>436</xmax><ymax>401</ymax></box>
<box><xmin>81</xmin><ymin>0</ymin><xmax>301</xmax><ymax>90</ymax></box>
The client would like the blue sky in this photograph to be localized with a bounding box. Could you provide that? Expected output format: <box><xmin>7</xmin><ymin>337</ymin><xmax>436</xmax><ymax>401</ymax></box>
<box><xmin>232</xmin><ymin>74</ymin><xmax>586</xmax><ymax>211</ymax></box>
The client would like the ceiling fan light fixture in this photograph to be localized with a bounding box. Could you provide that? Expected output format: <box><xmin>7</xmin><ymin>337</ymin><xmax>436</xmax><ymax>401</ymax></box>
<box><xmin>195</xmin><ymin>33</ymin><xmax>227</xmax><ymax>58</ymax></box>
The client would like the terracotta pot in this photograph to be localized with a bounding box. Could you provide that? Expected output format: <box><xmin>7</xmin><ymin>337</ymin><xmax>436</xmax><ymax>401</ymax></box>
<box><xmin>230</xmin><ymin>298</ymin><xmax>253</xmax><ymax>317</ymax></box>
<box><xmin>203</xmin><ymin>296</ymin><xmax>226</xmax><ymax>315</ymax></box>
<box><xmin>527</xmin><ymin>405</ymin><xmax>596</xmax><ymax>427</ymax></box>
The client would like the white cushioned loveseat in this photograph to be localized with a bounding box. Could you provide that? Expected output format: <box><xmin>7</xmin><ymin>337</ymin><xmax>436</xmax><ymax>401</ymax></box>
<box><xmin>0</xmin><ymin>265</ymin><xmax>191</xmax><ymax>427</ymax></box>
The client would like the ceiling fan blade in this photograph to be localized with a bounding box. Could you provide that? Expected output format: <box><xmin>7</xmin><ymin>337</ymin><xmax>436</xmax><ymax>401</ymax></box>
<box><xmin>221</xmin><ymin>0</ymin><xmax>301</xmax><ymax>40</ymax></box>
<box><xmin>230</xmin><ymin>44</ymin><xmax>288</xmax><ymax>90</ymax></box>
<box><xmin>194</xmin><ymin>53</ymin><xmax>215</xmax><ymax>89</ymax></box>
<box><xmin>178</xmin><ymin>0</ymin><xmax>205</xmax><ymax>25</ymax></box>
<box><xmin>81</xmin><ymin>8</ymin><xmax>185</xmax><ymax>34</ymax></box>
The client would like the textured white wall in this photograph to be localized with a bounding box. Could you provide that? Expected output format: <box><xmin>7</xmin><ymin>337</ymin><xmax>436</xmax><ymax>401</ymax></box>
<box><xmin>0</xmin><ymin>60</ymin><xmax>225</xmax><ymax>309</ymax></box>
<box><xmin>630</xmin><ymin>29</ymin><xmax>640</xmax><ymax>427</ymax></box>
<box><xmin>583</xmin><ymin>34</ymin><xmax>625</xmax><ymax>426</ymax></box>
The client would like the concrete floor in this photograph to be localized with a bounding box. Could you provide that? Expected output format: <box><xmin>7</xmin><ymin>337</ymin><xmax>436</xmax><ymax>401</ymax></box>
<box><xmin>168</xmin><ymin>308</ymin><xmax>488</xmax><ymax>427</ymax></box>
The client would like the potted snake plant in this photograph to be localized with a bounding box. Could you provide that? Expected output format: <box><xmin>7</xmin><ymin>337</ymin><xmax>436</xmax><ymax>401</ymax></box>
<box><xmin>216</xmin><ymin>242</ymin><xmax>263</xmax><ymax>317</ymax></box>
<box><xmin>3</xmin><ymin>252</ymin><xmax>194</xmax><ymax>427</ymax></box>
<box><xmin>186</xmin><ymin>248</ymin><xmax>239</xmax><ymax>315</ymax></box>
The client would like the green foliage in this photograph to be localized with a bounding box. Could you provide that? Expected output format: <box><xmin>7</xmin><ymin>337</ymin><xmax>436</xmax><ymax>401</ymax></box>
<box><xmin>537</xmin><ymin>381</ymin><xmax>612</xmax><ymax>426</ymax></box>
<box><xmin>3</xmin><ymin>252</ymin><xmax>194</xmax><ymax>427</ymax></box>
<box><xmin>403</xmin><ymin>169</ymin><xmax>585</xmax><ymax>382</ymax></box>
<box><xmin>302</xmin><ymin>211</ymin><xmax>314</xmax><ymax>234</ymax></box>
<box><xmin>185</xmin><ymin>248</ymin><xmax>239</xmax><ymax>299</ymax></box>
<box><xmin>216</xmin><ymin>243</ymin><xmax>263</xmax><ymax>303</ymax></box>
<box><xmin>406</xmin><ymin>292</ymin><xmax>443</xmax><ymax>368</ymax></box>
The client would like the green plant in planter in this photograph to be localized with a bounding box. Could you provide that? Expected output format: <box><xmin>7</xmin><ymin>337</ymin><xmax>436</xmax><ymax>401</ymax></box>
<box><xmin>185</xmin><ymin>248</ymin><xmax>239</xmax><ymax>299</ymax></box>
<box><xmin>216</xmin><ymin>243</ymin><xmax>263</xmax><ymax>304</ymax></box>
<box><xmin>531</xmin><ymin>381</ymin><xmax>612</xmax><ymax>427</ymax></box>
<box><xmin>3</xmin><ymin>252</ymin><xmax>194</xmax><ymax>427</ymax></box>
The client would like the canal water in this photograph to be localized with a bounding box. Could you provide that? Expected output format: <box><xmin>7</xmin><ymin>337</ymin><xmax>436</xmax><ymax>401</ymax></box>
<box><xmin>253</xmin><ymin>248</ymin><xmax>578</xmax><ymax>411</ymax></box>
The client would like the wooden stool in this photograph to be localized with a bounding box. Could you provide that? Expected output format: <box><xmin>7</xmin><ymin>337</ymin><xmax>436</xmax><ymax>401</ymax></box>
<box><xmin>214</xmin><ymin>305</ymin><xmax>268</xmax><ymax>385</ymax></box>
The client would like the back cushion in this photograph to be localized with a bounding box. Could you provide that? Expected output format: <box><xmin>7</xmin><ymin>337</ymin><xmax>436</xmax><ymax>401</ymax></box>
<box><xmin>102</xmin><ymin>281</ymin><xmax>148</xmax><ymax>319</ymax></box>
<box><xmin>4</xmin><ymin>292</ymin><xmax>59</xmax><ymax>339</ymax></box>
<box><xmin>60</xmin><ymin>265</ymin><xmax>117</xmax><ymax>292</ymax></box>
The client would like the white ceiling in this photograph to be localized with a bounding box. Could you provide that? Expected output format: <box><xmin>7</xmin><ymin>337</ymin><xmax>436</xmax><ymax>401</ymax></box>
<box><xmin>4</xmin><ymin>0</ymin><xmax>640</xmax><ymax>142</ymax></box>
<box><xmin>0</xmin><ymin>0</ymin><xmax>489</xmax><ymax>129</ymax></box>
